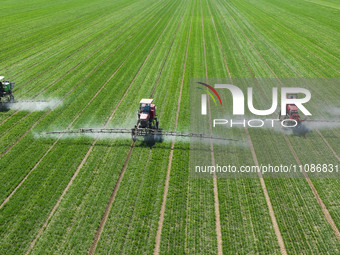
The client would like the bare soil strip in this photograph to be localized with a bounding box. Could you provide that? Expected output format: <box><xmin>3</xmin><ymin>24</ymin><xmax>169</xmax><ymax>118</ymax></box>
<box><xmin>244</xmin><ymin>14</ymin><xmax>340</xmax><ymax>241</ymax></box>
<box><xmin>25</xmin><ymin>143</ymin><xmax>96</xmax><ymax>255</ymax></box>
<box><xmin>221</xmin><ymin>1</ymin><xmax>340</xmax><ymax>244</ymax></box>
<box><xmin>245</xmin><ymin>128</ymin><xmax>288</xmax><ymax>255</ymax></box>
<box><xmin>201</xmin><ymin>4</ymin><xmax>223</xmax><ymax>254</ymax></box>
<box><xmin>24</xmin><ymin>8</ymin><xmax>178</xmax><ymax>252</ymax></box>
<box><xmin>87</xmin><ymin>5</ymin><xmax>184</xmax><ymax>253</ymax></box>
<box><xmin>224</xmin><ymin>1</ymin><xmax>339</xmax><ymax>143</ymax></box>
<box><xmin>284</xmin><ymin>136</ymin><xmax>340</xmax><ymax>242</ymax></box>
<box><xmin>0</xmin><ymin>4</ymin><xmax>161</xmax><ymax>144</ymax></box>
<box><xmin>0</xmin><ymin>139</ymin><xmax>59</xmax><ymax>209</ymax></box>
<box><xmin>206</xmin><ymin>1</ymin><xmax>231</xmax><ymax>78</ymax></box>
<box><xmin>0</xmin><ymin>14</ymin><xmax>165</xmax><ymax>159</ymax></box>
<box><xmin>207</xmin><ymin>4</ymin><xmax>233</xmax><ymax>253</ymax></box>
<box><xmin>211</xmin><ymin>1</ymin><xmax>287</xmax><ymax>253</ymax></box>
<box><xmin>88</xmin><ymin>142</ymin><xmax>135</xmax><ymax>255</ymax></box>
<box><xmin>0</xmin><ymin>112</ymin><xmax>17</xmax><ymax>126</ymax></box>
<box><xmin>1</xmin><ymin>16</ymin><xmax>164</xmax><ymax>209</ymax></box>
<box><xmin>316</xmin><ymin>130</ymin><xmax>340</xmax><ymax>162</ymax></box>
<box><xmin>153</xmin><ymin>10</ymin><xmax>193</xmax><ymax>255</ymax></box>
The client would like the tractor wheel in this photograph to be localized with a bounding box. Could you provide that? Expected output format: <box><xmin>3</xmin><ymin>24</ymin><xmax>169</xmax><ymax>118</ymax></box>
<box><xmin>132</xmin><ymin>128</ymin><xmax>137</xmax><ymax>142</ymax></box>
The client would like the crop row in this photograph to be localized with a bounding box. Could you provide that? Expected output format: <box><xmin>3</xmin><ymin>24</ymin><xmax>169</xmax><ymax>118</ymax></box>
<box><xmin>0</xmin><ymin>0</ymin><xmax>181</xmax><ymax>253</ymax></box>
<box><xmin>212</xmin><ymin>0</ymin><xmax>340</xmax><ymax>253</ymax></box>
<box><xmin>0</xmin><ymin>0</ymin><xmax>164</xmax><ymax>142</ymax></box>
<box><xmin>0</xmin><ymin>0</ymin><xmax>168</xmax><ymax>204</ymax></box>
<box><xmin>161</xmin><ymin>0</ymin><xmax>339</xmax><ymax>254</ymax></box>
<box><xmin>0</xmin><ymin>0</ymin><xmax>339</xmax><ymax>254</ymax></box>
<box><xmin>30</xmin><ymin>1</ymin><xmax>191</xmax><ymax>253</ymax></box>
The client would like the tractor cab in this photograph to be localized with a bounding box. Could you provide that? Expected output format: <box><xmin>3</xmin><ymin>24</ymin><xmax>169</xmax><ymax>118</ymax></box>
<box><xmin>139</xmin><ymin>98</ymin><xmax>156</xmax><ymax>118</ymax></box>
<box><xmin>0</xmin><ymin>76</ymin><xmax>14</xmax><ymax>92</ymax></box>
<box><xmin>137</xmin><ymin>99</ymin><xmax>158</xmax><ymax>129</ymax></box>
<box><xmin>286</xmin><ymin>93</ymin><xmax>298</xmax><ymax>100</ymax></box>
<box><xmin>0</xmin><ymin>76</ymin><xmax>15</xmax><ymax>104</ymax></box>
<box><xmin>287</xmin><ymin>105</ymin><xmax>300</xmax><ymax>121</ymax></box>
<box><xmin>285</xmin><ymin>94</ymin><xmax>301</xmax><ymax>121</ymax></box>
<box><xmin>140</xmin><ymin>98</ymin><xmax>153</xmax><ymax>112</ymax></box>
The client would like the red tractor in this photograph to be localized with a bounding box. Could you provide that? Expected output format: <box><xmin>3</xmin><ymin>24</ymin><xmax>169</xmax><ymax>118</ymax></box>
<box><xmin>279</xmin><ymin>94</ymin><xmax>310</xmax><ymax>137</ymax></box>
<box><xmin>44</xmin><ymin>98</ymin><xmax>239</xmax><ymax>144</ymax></box>
<box><xmin>132</xmin><ymin>99</ymin><xmax>160</xmax><ymax>142</ymax></box>
<box><xmin>136</xmin><ymin>99</ymin><xmax>159</xmax><ymax>129</ymax></box>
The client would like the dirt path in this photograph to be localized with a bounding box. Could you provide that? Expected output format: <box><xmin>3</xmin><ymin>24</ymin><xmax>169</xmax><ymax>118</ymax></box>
<box><xmin>153</xmin><ymin>8</ymin><xmax>193</xmax><ymax>255</ymax></box>
<box><xmin>201</xmin><ymin>4</ymin><xmax>223</xmax><ymax>254</ymax></box>
<box><xmin>316</xmin><ymin>130</ymin><xmax>340</xmax><ymax>162</ymax></box>
<box><xmin>284</xmin><ymin>136</ymin><xmax>340</xmax><ymax>242</ymax></box>
<box><xmin>245</xmin><ymin>128</ymin><xmax>288</xmax><ymax>255</ymax></box>
<box><xmin>88</xmin><ymin>142</ymin><xmax>135</xmax><ymax>255</ymax></box>
<box><xmin>24</xmin><ymin>6</ymin><xmax>178</xmax><ymax>253</ymax></box>
<box><xmin>0</xmin><ymin>3</ymin><xmax>160</xmax><ymax>137</ymax></box>
<box><xmin>88</xmin><ymin>5</ymin><xmax>185</xmax><ymax>254</ymax></box>
<box><xmin>0</xmin><ymin>8</ymin><xmax>163</xmax><ymax>158</ymax></box>
<box><xmin>1</xmin><ymin>15</ymin><xmax>164</xmax><ymax>210</ymax></box>
<box><xmin>210</xmin><ymin>1</ymin><xmax>287</xmax><ymax>253</ymax></box>
<box><xmin>219</xmin><ymin>0</ymin><xmax>340</xmax><ymax>245</ymax></box>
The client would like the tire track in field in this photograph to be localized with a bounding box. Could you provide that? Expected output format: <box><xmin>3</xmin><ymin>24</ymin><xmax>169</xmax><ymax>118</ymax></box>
<box><xmin>244</xmin><ymin>128</ymin><xmax>288</xmax><ymax>254</ymax></box>
<box><xmin>219</xmin><ymin>0</ymin><xmax>340</xmax><ymax>245</ymax></box>
<box><xmin>0</xmin><ymin>1</ymin><xmax>163</xmax><ymax>138</ymax></box>
<box><xmin>224</xmin><ymin>1</ymin><xmax>340</xmax><ymax>130</ymax></box>
<box><xmin>205</xmin><ymin>2</ymin><xmax>234</xmax><ymax>253</ymax></box>
<box><xmin>316</xmin><ymin>130</ymin><xmax>340</xmax><ymax>162</ymax></box>
<box><xmin>211</xmin><ymin>0</ymin><xmax>267</xmax><ymax>99</ymax></box>
<box><xmin>284</xmin><ymin>136</ymin><xmax>340</xmax><ymax>242</ymax></box>
<box><xmin>1</xmin><ymin>7</ymin><xmax>167</xmax><ymax>209</ymax></box>
<box><xmin>10</xmin><ymin>15</ymin><xmax>121</xmax><ymax>80</ymax></box>
<box><xmin>290</xmin><ymin>40</ymin><xmax>339</xmax><ymax>75</ymax></box>
<box><xmin>200</xmin><ymin>3</ymin><xmax>223</xmax><ymax>254</ymax></box>
<box><xmin>0</xmin><ymin>3</ymin><xmax>157</xmax><ymax>129</ymax></box>
<box><xmin>0</xmin><ymin>29</ymin><xmax>131</xmax><ymax>157</ymax></box>
<box><xmin>153</xmin><ymin>8</ymin><xmax>193</xmax><ymax>255</ymax></box>
<box><xmin>0</xmin><ymin>111</ymin><xmax>18</xmax><ymax>126</ymax></box>
<box><xmin>211</xmin><ymin>1</ymin><xmax>288</xmax><ymax>254</ymax></box>
<box><xmin>87</xmin><ymin>141</ymin><xmax>135</xmax><ymax>255</ymax></box>
<box><xmin>89</xmin><ymin>4</ymin><xmax>186</xmax><ymax>253</ymax></box>
<box><xmin>117</xmin><ymin>149</ymin><xmax>153</xmax><ymax>254</ymax></box>
<box><xmin>0</xmin><ymin>3</ymin><xmax>167</xmax><ymax>158</ymax></box>
<box><xmin>236</xmin><ymin>8</ymin><xmax>340</xmax><ymax>147</ymax></box>
<box><xmin>223</xmin><ymin>0</ymin><xmax>339</xmax><ymax>249</ymax></box>
<box><xmin>25</xmin><ymin>2</ymin><xmax>181</xmax><ymax>253</ymax></box>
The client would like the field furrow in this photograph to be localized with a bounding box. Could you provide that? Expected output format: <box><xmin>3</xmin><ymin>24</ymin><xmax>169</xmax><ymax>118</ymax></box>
<box><xmin>0</xmin><ymin>0</ymin><xmax>339</xmax><ymax>254</ymax></box>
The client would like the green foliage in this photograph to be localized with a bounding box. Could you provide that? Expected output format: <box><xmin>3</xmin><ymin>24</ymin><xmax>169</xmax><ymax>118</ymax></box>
<box><xmin>0</xmin><ymin>0</ymin><xmax>339</xmax><ymax>254</ymax></box>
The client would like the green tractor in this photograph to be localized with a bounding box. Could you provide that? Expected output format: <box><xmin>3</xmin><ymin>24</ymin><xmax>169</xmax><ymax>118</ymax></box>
<box><xmin>0</xmin><ymin>76</ymin><xmax>15</xmax><ymax>106</ymax></box>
